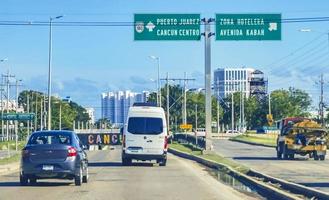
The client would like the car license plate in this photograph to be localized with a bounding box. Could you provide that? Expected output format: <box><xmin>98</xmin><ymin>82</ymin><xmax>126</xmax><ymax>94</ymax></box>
<box><xmin>42</xmin><ymin>165</ymin><xmax>54</xmax><ymax>171</ymax></box>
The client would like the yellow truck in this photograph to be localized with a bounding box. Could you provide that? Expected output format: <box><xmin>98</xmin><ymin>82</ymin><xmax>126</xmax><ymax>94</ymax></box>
<box><xmin>276</xmin><ymin>117</ymin><xmax>328</xmax><ymax>161</ymax></box>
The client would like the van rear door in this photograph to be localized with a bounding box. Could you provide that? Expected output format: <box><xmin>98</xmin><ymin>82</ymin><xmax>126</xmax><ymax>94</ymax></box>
<box><xmin>125</xmin><ymin>117</ymin><xmax>165</xmax><ymax>155</ymax></box>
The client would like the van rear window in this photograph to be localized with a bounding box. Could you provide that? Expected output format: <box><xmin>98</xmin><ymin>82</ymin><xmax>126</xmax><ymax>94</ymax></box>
<box><xmin>128</xmin><ymin>117</ymin><xmax>163</xmax><ymax>135</ymax></box>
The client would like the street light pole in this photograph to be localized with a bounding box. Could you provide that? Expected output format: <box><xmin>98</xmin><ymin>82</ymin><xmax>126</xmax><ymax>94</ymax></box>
<box><xmin>59</xmin><ymin>102</ymin><xmax>62</xmax><ymax>130</ymax></box>
<box><xmin>15</xmin><ymin>79</ymin><xmax>22</xmax><ymax>151</ymax></box>
<box><xmin>149</xmin><ymin>56</ymin><xmax>161</xmax><ymax>107</ymax></box>
<box><xmin>47</xmin><ymin>15</ymin><xmax>63</xmax><ymax>131</ymax></box>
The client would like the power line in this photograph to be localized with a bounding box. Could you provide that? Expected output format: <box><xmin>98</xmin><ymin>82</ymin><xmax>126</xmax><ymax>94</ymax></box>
<box><xmin>1</xmin><ymin>16</ymin><xmax>329</xmax><ymax>27</ymax></box>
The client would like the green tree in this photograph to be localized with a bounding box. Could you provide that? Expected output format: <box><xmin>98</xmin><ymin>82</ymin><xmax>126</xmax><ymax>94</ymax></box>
<box><xmin>18</xmin><ymin>90</ymin><xmax>90</xmax><ymax>130</ymax></box>
<box><xmin>271</xmin><ymin>88</ymin><xmax>311</xmax><ymax>120</ymax></box>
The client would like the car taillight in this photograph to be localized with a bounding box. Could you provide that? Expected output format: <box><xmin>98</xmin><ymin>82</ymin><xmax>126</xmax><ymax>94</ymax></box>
<box><xmin>164</xmin><ymin>136</ymin><xmax>168</xmax><ymax>150</ymax></box>
<box><xmin>67</xmin><ymin>146</ymin><xmax>77</xmax><ymax>157</ymax></box>
<box><xmin>122</xmin><ymin>135</ymin><xmax>126</xmax><ymax>148</ymax></box>
<box><xmin>22</xmin><ymin>149</ymin><xmax>29</xmax><ymax>157</ymax></box>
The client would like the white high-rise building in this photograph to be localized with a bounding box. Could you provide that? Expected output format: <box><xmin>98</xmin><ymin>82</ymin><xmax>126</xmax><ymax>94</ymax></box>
<box><xmin>85</xmin><ymin>107</ymin><xmax>95</xmax><ymax>124</ymax></box>
<box><xmin>101</xmin><ymin>90</ymin><xmax>149</xmax><ymax>126</ymax></box>
<box><xmin>213</xmin><ymin>68</ymin><xmax>255</xmax><ymax>99</ymax></box>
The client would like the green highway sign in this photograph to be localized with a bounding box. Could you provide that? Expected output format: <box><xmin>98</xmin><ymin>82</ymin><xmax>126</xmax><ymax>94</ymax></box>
<box><xmin>216</xmin><ymin>14</ymin><xmax>281</xmax><ymax>40</ymax></box>
<box><xmin>1</xmin><ymin>113</ymin><xmax>35</xmax><ymax>121</ymax></box>
<box><xmin>134</xmin><ymin>14</ymin><xmax>201</xmax><ymax>40</ymax></box>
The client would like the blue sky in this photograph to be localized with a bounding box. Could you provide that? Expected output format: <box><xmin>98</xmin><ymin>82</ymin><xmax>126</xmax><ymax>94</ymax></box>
<box><xmin>1</xmin><ymin>0</ymin><xmax>329</xmax><ymax>117</ymax></box>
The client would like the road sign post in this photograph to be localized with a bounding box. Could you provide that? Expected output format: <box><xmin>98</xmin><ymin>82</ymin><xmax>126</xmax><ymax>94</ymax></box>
<box><xmin>216</xmin><ymin>14</ymin><xmax>281</xmax><ymax>40</ymax></box>
<box><xmin>134</xmin><ymin>14</ymin><xmax>201</xmax><ymax>41</ymax></box>
<box><xmin>202</xmin><ymin>18</ymin><xmax>215</xmax><ymax>151</ymax></box>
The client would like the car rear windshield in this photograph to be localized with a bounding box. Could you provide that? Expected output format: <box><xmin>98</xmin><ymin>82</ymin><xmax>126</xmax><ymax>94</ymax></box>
<box><xmin>128</xmin><ymin>117</ymin><xmax>163</xmax><ymax>135</ymax></box>
<box><xmin>28</xmin><ymin>132</ymin><xmax>72</xmax><ymax>145</ymax></box>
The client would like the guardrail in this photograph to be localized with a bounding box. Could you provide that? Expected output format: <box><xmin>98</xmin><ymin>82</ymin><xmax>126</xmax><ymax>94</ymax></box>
<box><xmin>173</xmin><ymin>133</ymin><xmax>205</xmax><ymax>150</ymax></box>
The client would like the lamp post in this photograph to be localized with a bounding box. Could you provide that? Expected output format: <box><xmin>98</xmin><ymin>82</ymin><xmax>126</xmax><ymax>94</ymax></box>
<box><xmin>0</xmin><ymin>59</ymin><xmax>8</xmax><ymax>141</ymax></box>
<box><xmin>149</xmin><ymin>56</ymin><xmax>161</xmax><ymax>107</ymax></box>
<box><xmin>15</xmin><ymin>79</ymin><xmax>22</xmax><ymax>151</ymax></box>
<box><xmin>47</xmin><ymin>15</ymin><xmax>63</xmax><ymax>131</ymax></box>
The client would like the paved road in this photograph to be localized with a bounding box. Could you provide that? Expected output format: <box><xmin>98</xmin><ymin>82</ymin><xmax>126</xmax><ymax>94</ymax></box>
<box><xmin>0</xmin><ymin>147</ymin><xmax>258</xmax><ymax>200</ymax></box>
<box><xmin>212</xmin><ymin>139</ymin><xmax>329</xmax><ymax>193</ymax></box>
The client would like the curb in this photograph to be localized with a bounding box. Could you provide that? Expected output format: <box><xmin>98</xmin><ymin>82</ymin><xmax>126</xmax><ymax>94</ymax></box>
<box><xmin>229</xmin><ymin>138</ymin><xmax>276</xmax><ymax>148</ymax></box>
<box><xmin>169</xmin><ymin>148</ymin><xmax>301</xmax><ymax>200</ymax></box>
<box><xmin>249</xmin><ymin>170</ymin><xmax>329</xmax><ymax>200</ymax></box>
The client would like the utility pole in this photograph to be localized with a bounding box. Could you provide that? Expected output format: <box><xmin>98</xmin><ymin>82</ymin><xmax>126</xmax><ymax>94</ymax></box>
<box><xmin>44</xmin><ymin>94</ymin><xmax>47</xmax><ymax>129</ymax></box>
<box><xmin>202</xmin><ymin>17</ymin><xmax>215</xmax><ymax>151</ymax></box>
<box><xmin>239</xmin><ymin>82</ymin><xmax>242</xmax><ymax>132</ymax></box>
<box><xmin>231</xmin><ymin>93</ymin><xmax>234</xmax><ymax>132</ymax></box>
<box><xmin>59</xmin><ymin>102</ymin><xmax>62</xmax><ymax>130</ymax></box>
<box><xmin>183</xmin><ymin>72</ymin><xmax>187</xmax><ymax>125</ymax></box>
<box><xmin>166</xmin><ymin>73</ymin><xmax>170</xmax><ymax>131</ymax></box>
<box><xmin>242</xmin><ymin>85</ymin><xmax>245</xmax><ymax>132</ymax></box>
<box><xmin>319</xmin><ymin>73</ymin><xmax>325</xmax><ymax>127</ymax></box>
<box><xmin>195</xmin><ymin>104</ymin><xmax>198</xmax><ymax>146</ymax></box>
<box><xmin>15</xmin><ymin>79</ymin><xmax>22</xmax><ymax>151</ymax></box>
<box><xmin>35</xmin><ymin>93</ymin><xmax>38</xmax><ymax>131</ymax></box>
<box><xmin>1</xmin><ymin>76</ymin><xmax>3</xmax><ymax>141</ymax></box>
<box><xmin>40</xmin><ymin>96</ymin><xmax>43</xmax><ymax>130</ymax></box>
<box><xmin>195</xmin><ymin>104</ymin><xmax>198</xmax><ymax>131</ymax></box>
<box><xmin>27</xmin><ymin>94</ymin><xmax>30</xmax><ymax>137</ymax></box>
<box><xmin>217</xmin><ymin>99</ymin><xmax>220</xmax><ymax>134</ymax></box>
<box><xmin>2</xmin><ymin>72</ymin><xmax>15</xmax><ymax>142</ymax></box>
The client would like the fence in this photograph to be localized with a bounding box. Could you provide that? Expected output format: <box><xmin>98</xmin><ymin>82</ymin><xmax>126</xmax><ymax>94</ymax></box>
<box><xmin>173</xmin><ymin>133</ymin><xmax>206</xmax><ymax>150</ymax></box>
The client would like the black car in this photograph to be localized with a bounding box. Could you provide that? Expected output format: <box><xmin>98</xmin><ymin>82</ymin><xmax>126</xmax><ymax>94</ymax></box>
<box><xmin>20</xmin><ymin>130</ymin><xmax>89</xmax><ymax>186</ymax></box>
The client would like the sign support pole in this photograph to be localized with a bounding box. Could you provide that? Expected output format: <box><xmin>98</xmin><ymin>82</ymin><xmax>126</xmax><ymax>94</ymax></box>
<box><xmin>203</xmin><ymin>18</ymin><xmax>214</xmax><ymax>151</ymax></box>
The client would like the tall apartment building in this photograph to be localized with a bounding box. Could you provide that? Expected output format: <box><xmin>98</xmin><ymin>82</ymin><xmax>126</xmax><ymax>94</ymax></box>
<box><xmin>85</xmin><ymin>107</ymin><xmax>95</xmax><ymax>124</ymax></box>
<box><xmin>101</xmin><ymin>90</ymin><xmax>149</xmax><ymax>126</ymax></box>
<box><xmin>213</xmin><ymin>68</ymin><xmax>267</xmax><ymax>99</ymax></box>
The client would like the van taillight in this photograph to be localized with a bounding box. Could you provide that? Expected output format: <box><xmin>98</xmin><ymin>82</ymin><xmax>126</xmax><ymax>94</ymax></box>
<box><xmin>164</xmin><ymin>136</ymin><xmax>168</xmax><ymax>150</ymax></box>
<box><xmin>22</xmin><ymin>149</ymin><xmax>29</xmax><ymax>157</ymax></box>
<box><xmin>122</xmin><ymin>135</ymin><xmax>126</xmax><ymax>148</ymax></box>
<box><xmin>67</xmin><ymin>147</ymin><xmax>77</xmax><ymax>157</ymax></box>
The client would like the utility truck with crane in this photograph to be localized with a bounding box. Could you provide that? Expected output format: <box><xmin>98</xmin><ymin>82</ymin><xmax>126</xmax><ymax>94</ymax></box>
<box><xmin>276</xmin><ymin>117</ymin><xmax>328</xmax><ymax>160</ymax></box>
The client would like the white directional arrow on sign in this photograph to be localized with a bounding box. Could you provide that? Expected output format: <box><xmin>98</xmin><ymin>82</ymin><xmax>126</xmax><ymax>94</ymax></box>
<box><xmin>146</xmin><ymin>21</ymin><xmax>155</xmax><ymax>32</ymax></box>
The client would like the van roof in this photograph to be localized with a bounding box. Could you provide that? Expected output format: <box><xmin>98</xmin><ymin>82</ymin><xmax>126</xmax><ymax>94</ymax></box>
<box><xmin>129</xmin><ymin>106</ymin><xmax>164</xmax><ymax>113</ymax></box>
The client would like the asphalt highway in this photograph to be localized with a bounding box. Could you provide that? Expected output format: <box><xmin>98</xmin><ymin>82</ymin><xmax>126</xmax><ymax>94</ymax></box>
<box><xmin>0</xmin><ymin>147</ymin><xmax>258</xmax><ymax>200</ymax></box>
<box><xmin>212</xmin><ymin>139</ymin><xmax>329</xmax><ymax>193</ymax></box>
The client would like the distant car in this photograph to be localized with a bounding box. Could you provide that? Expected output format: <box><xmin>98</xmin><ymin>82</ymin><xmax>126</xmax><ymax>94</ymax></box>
<box><xmin>195</xmin><ymin>128</ymin><xmax>206</xmax><ymax>137</ymax></box>
<box><xmin>20</xmin><ymin>130</ymin><xmax>89</xmax><ymax>186</ymax></box>
<box><xmin>122</xmin><ymin>103</ymin><xmax>168</xmax><ymax>166</ymax></box>
<box><xmin>225</xmin><ymin>130</ymin><xmax>241</xmax><ymax>134</ymax></box>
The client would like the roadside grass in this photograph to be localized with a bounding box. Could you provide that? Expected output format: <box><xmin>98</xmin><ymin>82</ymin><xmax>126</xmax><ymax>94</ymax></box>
<box><xmin>0</xmin><ymin>141</ymin><xmax>25</xmax><ymax>165</ymax></box>
<box><xmin>230</xmin><ymin>134</ymin><xmax>277</xmax><ymax>147</ymax></box>
<box><xmin>0</xmin><ymin>141</ymin><xmax>26</xmax><ymax>151</ymax></box>
<box><xmin>0</xmin><ymin>153</ymin><xmax>21</xmax><ymax>165</ymax></box>
<box><xmin>169</xmin><ymin>142</ymin><xmax>249</xmax><ymax>173</ymax></box>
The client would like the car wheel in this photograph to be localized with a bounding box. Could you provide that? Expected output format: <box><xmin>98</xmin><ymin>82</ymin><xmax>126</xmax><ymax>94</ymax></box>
<box><xmin>288</xmin><ymin>154</ymin><xmax>295</xmax><ymax>160</ymax></box>
<box><xmin>122</xmin><ymin>158</ymin><xmax>131</xmax><ymax>166</ymax></box>
<box><xmin>276</xmin><ymin>150</ymin><xmax>282</xmax><ymax>159</ymax></box>
<box><xmin>75</xmin><ymin>167</ymin><xmax>82</xmax><ymax>186</ymax></box>
<box><xmin>82</xmin><ymin>166</ymin><xmax>88</xmax><ymax>183</ymax></box>
<box><xmin>159</xmin><ymin>159</ymin><xmax>167</xmax><ymax>166</ymax></box>
<box><xmin>319</xmin><ymin>155</ymin><xmax>325</xmax><ymax>161</ymax></box>
<box><xmin>20</xmin><ymin>174</ymin><xmax>28</xmax><ymax>186</ymax></box>
<box><xmin>29</xmin><ymin>178</ymin><xmax>37</xmax><ymax>185</ymax></box>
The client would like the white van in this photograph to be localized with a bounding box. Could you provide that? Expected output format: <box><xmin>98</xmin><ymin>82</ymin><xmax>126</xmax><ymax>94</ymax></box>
<box><xmin>122</xmin><ymin>103</ymin><xmax>168</xmax><ymax>166</ymax></box>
